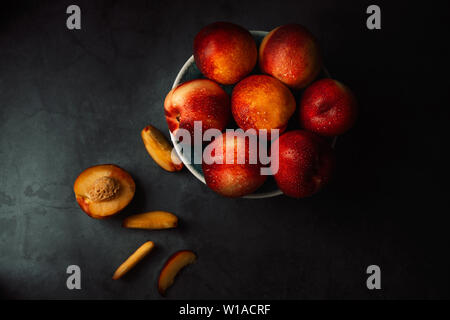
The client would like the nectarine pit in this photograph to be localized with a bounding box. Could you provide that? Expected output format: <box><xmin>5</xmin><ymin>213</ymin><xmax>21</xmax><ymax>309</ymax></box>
<box><xmin>86</xmin><ymin>176</ymin><xmax>120</xmax><ymax>202</ymax></box>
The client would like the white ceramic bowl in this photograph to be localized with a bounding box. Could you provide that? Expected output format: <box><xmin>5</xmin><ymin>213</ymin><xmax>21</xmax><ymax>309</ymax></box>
<box><xmin>169</xmin><ymin>30</ymin><xmax>335</xmax><ymax>199</ymax></box>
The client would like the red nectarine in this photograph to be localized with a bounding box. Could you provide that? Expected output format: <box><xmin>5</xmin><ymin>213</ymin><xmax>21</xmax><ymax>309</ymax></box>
<box><xmin>260</xmin><ymin>24</ymin><xmax>322</xmax><ymax>89</ymax></box>
<box><xmin>299</xmin><ymin>78</ymin><xmax>358</xmax><ymax>136</ymax></box>
<box><xmin>231</xmin><ymin>75</ymin><xmax>295</xmax><ymax>136</ymax></box>
<box><xmin>272</xmin><ymin>130</ymin><xmax>335</xmax><ymax>198</ymax></box>
<box><xmin>164</xmin><ymin>79</ymin><xmax>231</xmax><ymax>140</ymax></box>
<box><xmin>194</xmin><ymin>22</ymin><xmax>257</xmax><ymax>85</ymax></box>
<box><xmin>202</xmin><ymin>132</ymin><xmax>267</xmax><ymax>197</ymax></box>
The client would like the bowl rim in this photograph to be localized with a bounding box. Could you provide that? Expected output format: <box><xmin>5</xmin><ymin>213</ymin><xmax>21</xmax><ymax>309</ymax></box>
<box><xmin>168</xmin><ymin>30</ymin><xmax>335</xmax><ymax>199</ymax></box>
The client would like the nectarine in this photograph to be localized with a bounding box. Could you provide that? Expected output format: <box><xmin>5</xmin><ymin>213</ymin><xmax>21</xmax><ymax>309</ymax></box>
<box><xmin>231</xmin><ymin>75</ymin><xmax>295</xmax><ymax>136</ymax></box>
<box><xmin>202</xmin><ymin>132</ymin><xmax>267</xmax><ymax>197</ymax></box>
<box><xmin>272</xmin><ymin>130</ymin><xmax>335</xmax><ymax>198</ymax></box>
<box><xmin>112</xmin><ymin>241</ymin><xmax>155</xmax><ymax>280</ymax></box>
<box><xmin>299</xmin><ymin>79</ymin><xmax>358</xmax><ymax>136</ymax></box>
<box><xmin>158</xmin><ymin>250</ymin><xmax>197</xmax><ymax>296</ymax></box>
<box><xmin>141</xmin><ymin>125</ymin><xmax>183</xmax><ymax>172</ymax></box>
<box><xmin>260</xmin><ymin>24</ymin><xmax>322</xmax><ymax>89</ymax></box>
<box><xmin>123</xmin><ymin>211</ymin><xmax>178</xmax><ymax>230</ymax></box>
<box><xmin>164</xmin><ymin>79</ymin><xmax>230</xmax><ymax>140</ymax></box>
<box><xmin>194</xmin><ymin>22</ymin><xmax>257</xmax><ymax>85</ymax></box>
<box><xmin>74</xmin><ymin>164</ymin><xmax>135</xmax><ymax>218</ymax></box>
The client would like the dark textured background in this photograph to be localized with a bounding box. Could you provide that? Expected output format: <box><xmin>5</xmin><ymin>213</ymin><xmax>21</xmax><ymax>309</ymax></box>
<box><xmin>0</xmin><ymin>0</ymin><xmax>449</xmax><ymax>299</ymax></box>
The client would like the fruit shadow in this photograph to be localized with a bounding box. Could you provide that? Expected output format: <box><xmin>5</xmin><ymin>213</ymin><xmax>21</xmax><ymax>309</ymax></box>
<box><xmin>0</xmin><ymin>281</ymin><xmax>14</xmax><ymax>299</ymax></box>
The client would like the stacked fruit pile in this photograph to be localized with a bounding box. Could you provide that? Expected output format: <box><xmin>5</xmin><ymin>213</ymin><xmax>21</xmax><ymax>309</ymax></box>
<box><xmin>165</xmin><ymin>22</ymin><xmax>358</xmax><ymax>198</ymax></box>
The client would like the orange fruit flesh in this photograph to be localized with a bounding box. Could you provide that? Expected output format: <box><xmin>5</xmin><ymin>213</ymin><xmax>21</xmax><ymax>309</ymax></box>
<box><xmin>158</xmin><ymin>250</ymin><xmax>197</xmax><ymax>295</ymax></box>
<box><xmin>74</xmin><ymin>164</ymin><xmax>135</xmax><ymax>218</ymax></box>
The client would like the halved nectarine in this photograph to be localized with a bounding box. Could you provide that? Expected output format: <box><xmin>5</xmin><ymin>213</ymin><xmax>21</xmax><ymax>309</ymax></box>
<box><xmin>158</xmin><ymin>250</ymin><xmax>197</xmax><ymax>296</ymax></box>
<box><xmin>123</xmin><ymin>211</ymin><xmax>178</xmax><ymax>230</ymax></box>
<box><xmin>74</xmin><ymin>164</ymin><xmax>135</xmax><ymax>219</ymax></box>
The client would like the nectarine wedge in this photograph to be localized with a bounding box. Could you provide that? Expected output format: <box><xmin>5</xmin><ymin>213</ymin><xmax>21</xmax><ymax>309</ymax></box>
<box><xmin>158</xmin><ymin>250</ymin><xmax>197</xmax><ymax>296</ymax></box>
<box><xmin>141</xmin><ymin>125</ymin><xmax>183</xmax><ymax>172</ymax></box>
<box><xmin>74</xmin><ymin>164</ymin><xmax>135</xmax><ymax>219</ymax></box>
<box><xmin>112</xmin><ymin>241</ymin><xmax>155</xmax><ymax>280</ymax></box>
<box><xmin>123</xmin><ymin>211</ymin><xmax>178</xmax><ymax>230</ymax></box>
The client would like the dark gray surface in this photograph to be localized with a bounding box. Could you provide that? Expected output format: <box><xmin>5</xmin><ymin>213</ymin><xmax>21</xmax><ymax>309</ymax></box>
<box><xmin>1</xmin><ymin>0</ymin><xmax>449</xmax><ymax>299</ymax></box>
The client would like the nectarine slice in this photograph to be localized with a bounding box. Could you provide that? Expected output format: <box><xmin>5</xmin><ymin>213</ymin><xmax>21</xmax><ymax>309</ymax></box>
<box><xmin>112</xmin><ymin>241</ymin><xmax>155</xmax><ymax>280</ymax></box>
<box><xmin>74</xmin><ymin>164</ymin><xmax>135</xmax><ymax>219</ymax></box>
<box><xmin>158</xmin><ymin>250</ymin><xmax>197</xmax><ymax>296</ymax></box>
<box><xmin>141</xmin><ymin>125</ymin><xmax>183</xmax><ymax>172</ymax></box>
<box><xmin>123</xmin><ymin>211</ymin><xmax>178</xmax><ymax>230</ymax></box>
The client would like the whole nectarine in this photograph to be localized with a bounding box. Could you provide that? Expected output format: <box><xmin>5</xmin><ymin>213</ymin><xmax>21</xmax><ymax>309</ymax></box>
<box><xmin>194</xmin><ymin>22</ymin><xmax>257</xmax><ymax>85</ymax></box>
<box><xmin>231</xmin><ymin>75</ymin><xmax>295</xmax><ymax>136</ymax></box>
<box><xmin>272</xmin><ymin>130</ymin><xmax>335</xmax><ymax>198</ymax></box>
<box><xmin>164</xmin><ymin>79</ymin><xmax>231</xmax><ymax>140</ymax></box>
<box><xmin>260</xmin><ymin>24</ymin><xmax>322</xmax><ymax>89</ymax></box>
<box><xmin>202</xmin><ymin>132</ymin><xmax>267</xmax><ymax>197</ymax></box>
<box><xmin>299</xmin><ymin>78</ymin><xmax>358</xmax><ymax>136</ymax></box>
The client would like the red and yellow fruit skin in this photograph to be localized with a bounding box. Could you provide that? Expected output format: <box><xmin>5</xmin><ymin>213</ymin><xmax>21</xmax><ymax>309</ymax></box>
<box><xmin>194</xmin><ymin>22</ymin><xmax>257</xmax><ymax>85</ymax></box>
<box><xmin>299</xmin><ymin>78</ymin><xmax>358</xmax><ymax>136</ymax></box>
<box><xmin>202</xmin><ymin>132</ymin><xmax>267</xmax><ymax>198</ymax></box>
<box><xmin>259</xmin><ymin>24</ymin><xmax>322</xmax><ymax>89</ymax></box>
<box><xmin>164</xmin><ymin>79</ymin><xmax>231</xmax><ymax>140</ymax></box>
<box><xmin>158</xmin><ymin>250</ymin><xmax>197</xmax><ymax>296</ymax></box>
<box><xmin>272</xmin><ymin>130</ymin><xmax>335</xmax><ymax>198</ymax></box>
<box><xmin>231</xmin><ymin>75</ymin><xmax>295</xmax><ymax>137</ymax></box>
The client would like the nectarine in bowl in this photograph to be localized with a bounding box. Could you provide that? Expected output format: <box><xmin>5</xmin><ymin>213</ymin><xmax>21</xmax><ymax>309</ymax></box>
<box><xmin>169</xmin><ymin>30</ymin><xmax>336</xmax><ymax>199</ymax></box>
